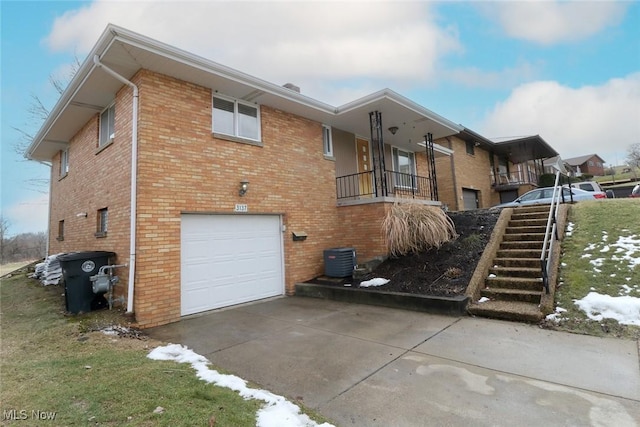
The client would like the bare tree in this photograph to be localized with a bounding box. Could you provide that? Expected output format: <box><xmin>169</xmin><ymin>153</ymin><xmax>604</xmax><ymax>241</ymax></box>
<box><xmin>627</xmin><ymin>143</ymin><xmax>640</xmax><ymax>180</ymax></box>
<box><xmin>12</xmin><ymin>55</ymin><xmax>82</xmax><ymax>157</ymax></box>
<box><xmin>1</xmin><ymin>220</ymin><xmax>47</xmax><ymax>263</ymax></box>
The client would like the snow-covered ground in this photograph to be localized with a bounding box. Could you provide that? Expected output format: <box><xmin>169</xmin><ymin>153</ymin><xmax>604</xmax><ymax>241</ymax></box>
<box><xmin>148</xmin><ymin>344</ymin><xmax>334</xmax><ymax>427</ymax></box>
<box><xmin>549</xmin><ymin>223</ymin><xmax>640</xmax><ymax>326</ymax></box>
<box><xmin>359</xmin><ymin>277</ymin><xmax>389</xmax><ymax>287</ymax></box>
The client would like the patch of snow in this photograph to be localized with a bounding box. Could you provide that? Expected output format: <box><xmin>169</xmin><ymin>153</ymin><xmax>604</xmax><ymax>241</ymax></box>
<box><xmin>589</xmin><ymin>258</ymin><xmax>603</xmax><ymax>267</ymax></box>
<box><xmin>565</xmin><ymin>222</ymin><xmax>574</xmax><ymax>236</ymax></box>
<box><xmin>488</xmin><ymin>274</ymin><xmax>497</xmax><ymax>278</ymax></box>
<box><xmin>478</xmin><ymin>297</ymin><xmax>490</xmax><ymax>303</ymax></box>
<box><xmin>359</xmin><ymin>278</ymin><xmax>389</xmax><ymax>287</ymax></box>
<box><xmin>600</xmin><ymin>245</ymin><xmax>610</xmax><ymax>253</ymax></box>
<box><xmin>574</xmin><ymin>292</ymin><xmax>640</xmax><ymax>326</ymax></box>
<box><xmin>148</xmin><ymin>344</ymin><xmax>334</xmax><ymax>427</ymax></box>
<box><xmin>545</xmin><ymin>306</ymin><xmax>567</xmax><ymax>323</ymax></box>
<box><xmin>581</xmin><ymin>254</ymin><xmax>592</xmax><ymax>259</ymax></box>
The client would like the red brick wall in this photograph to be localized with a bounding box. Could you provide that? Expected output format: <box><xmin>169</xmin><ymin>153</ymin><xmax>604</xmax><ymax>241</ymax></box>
<box><xmin>131</xmin><ymin>70</ymin><xmax>340</xmax><ymax>327</ymax></box>
<box><xmin>434</xmin><ymin>137</ymin><xmax>493</xmax><ymax>210</ymax></box>
<box><xmin>336</xmin><ymin>202</ymin><xmax>391</xmax><ymax>261</ymax></box>
<box><xmin>48</xmin><ymin>85</ymin><xmax>133</xmax><ymax>296</ymax></box>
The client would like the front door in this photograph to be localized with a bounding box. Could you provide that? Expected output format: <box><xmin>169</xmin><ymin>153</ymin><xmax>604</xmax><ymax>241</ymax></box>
<box><xmin>356</xmin><ymin>137</ymin><xmax>373</xmax><ymax>196</ymax></box>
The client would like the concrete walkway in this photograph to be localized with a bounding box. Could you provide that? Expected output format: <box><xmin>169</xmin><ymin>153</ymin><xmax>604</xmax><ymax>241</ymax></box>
<box><xmin>148</xmin><ymin>297</ymin><xmax>640</xmax><ymax>426</ymax></box>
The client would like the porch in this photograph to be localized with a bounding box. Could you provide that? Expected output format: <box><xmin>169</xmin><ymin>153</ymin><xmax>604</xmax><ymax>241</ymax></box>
<box><xmin>336</xmin><ymin>170</ymin><xmax>436</xmax><ymax>203</ymax></box>
<box><xmin>491</xmin><ymin>168</ymin><xmax>540</xmax><ymax>191</ymax></box>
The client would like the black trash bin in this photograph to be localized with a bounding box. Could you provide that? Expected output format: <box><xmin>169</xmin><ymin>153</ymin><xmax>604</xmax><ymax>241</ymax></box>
<box><xmin>58</xmin><ymin>251</ymin><xmax>116</xmax><ymax>314</ymax></box>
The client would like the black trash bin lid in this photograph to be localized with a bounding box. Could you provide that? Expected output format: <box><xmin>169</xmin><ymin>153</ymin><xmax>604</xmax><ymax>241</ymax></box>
<box><xmin>58</xmin><ymin>251</ymin><xmax>116</xmax><ymax>261</ymax></box>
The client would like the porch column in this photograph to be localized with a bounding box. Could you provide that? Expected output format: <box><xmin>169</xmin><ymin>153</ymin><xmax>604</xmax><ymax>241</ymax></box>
<box><xmin>369</xmin><ymin>111</ymin><xmax>387</xmax><ymax>197</ymax></box>
<box><xmin>424</xmin><ymin>133</ymin><xmax>439</xmax><ymax>201</ymax></box>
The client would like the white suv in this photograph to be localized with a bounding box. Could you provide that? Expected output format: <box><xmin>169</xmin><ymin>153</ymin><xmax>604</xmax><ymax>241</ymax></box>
<box><xmin>570</xmin><ymin>181</ymin><xmax>613</xmax><ymax>198</ymax></box>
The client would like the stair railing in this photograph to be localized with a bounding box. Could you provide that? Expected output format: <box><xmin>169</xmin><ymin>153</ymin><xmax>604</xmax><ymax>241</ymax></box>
<box><xmin>540</xmin><ymin>171</ymin><xmax>565</xmax><ymax>294</ymax></box>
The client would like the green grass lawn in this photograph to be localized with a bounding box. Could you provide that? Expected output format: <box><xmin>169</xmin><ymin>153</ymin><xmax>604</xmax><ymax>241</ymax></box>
<box><xmin>0</xmin><ymin>269</ymin><xmax>330</xmax><ymax>426</ymax></box>
<box><xmin>547</xmin><ymin>199</ymin><xmax>640</xmax><ymax>339</ymax></box>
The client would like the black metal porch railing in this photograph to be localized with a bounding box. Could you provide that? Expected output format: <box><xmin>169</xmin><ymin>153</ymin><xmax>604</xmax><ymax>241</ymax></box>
<box><xmin>492</xmin><ymin>170</ymin><xmax>540</xmax><ymax>187</ymax></box>
<box><xmin>336</xmin><ymin>171</ymin><xmax>434</xmax><ymax>200</ymax></box>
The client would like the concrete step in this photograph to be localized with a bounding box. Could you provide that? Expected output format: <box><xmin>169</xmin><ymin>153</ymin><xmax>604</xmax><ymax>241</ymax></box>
<box><xmin>493</xmin><ymin>257</ymin><xmax>541</xmax><ymax>268</ymax></box>
<box><xmin>485</xmin><ymin>276</ymin><xmax>544</xmax><ymax>292</ymax></box>
<box><xmin>500</xmin><ymin>240</ymin><xmax>544</xmax><ymax>250</ymax></box>
<box><xmin>511</xmin><ymin>212</ymin><xmax>549</xmax><ymax>221</ymax></box>
<box><xmin>481</xmin><ymin>288</ymin><xmax>543</xmax><ymax>304</ymax></box>
<box><xmin>496</xmin><ymin>249</ymin><xmax>544</xmax><ymax>259</ymax></box>
<box><xmin>489</xmin><ymin>266</ymin><xmax>541</xmax><ymax>279</ymax></box>
<box><xmin>509</xmin><ymin>221</ymin><xmax>548</xmax><ymax>230</ymax></box>
<box><xmin>505</xmin><ymin>225</ymin><xmax>547</xmax><ymax>234</ymax></box>
<box><xmin>468</xmin><ymin>300</ymin><xmax>544</xmax><ymax>323</ymax></box>
<box><xmin>512</xmin><ymin>205</ymin><xmax>551</xmax><ymax>214</ymax></box>
<box><xmin>502</xmin><ymin>233</ymin><xmax>546</xmax><ymax>242</ymax></box>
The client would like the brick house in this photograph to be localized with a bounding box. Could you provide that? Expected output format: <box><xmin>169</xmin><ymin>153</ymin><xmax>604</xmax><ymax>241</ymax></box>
<box><xmin>434</xmin><ymin>133</ymin><xmax>557</xmax><ymax>209</ymax></box>
<box><xmin>27</xmin><ymin>25</ymin><xmax>556</xmax><ymax>327</ymax></box>
<box><xmin>561</xmin><ymin>154</ymin><xmax>606</xmax><ymax>177</ymax></box>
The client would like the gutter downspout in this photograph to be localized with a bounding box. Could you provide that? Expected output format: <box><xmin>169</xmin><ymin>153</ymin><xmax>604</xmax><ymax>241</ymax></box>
<box><xmin>93</xmin><ymin>55</ymin><xmax>138</xmax><ymax>314</ymax></box>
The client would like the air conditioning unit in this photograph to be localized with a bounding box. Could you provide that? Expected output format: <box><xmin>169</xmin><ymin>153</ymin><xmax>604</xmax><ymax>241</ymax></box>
<box><xmin>323</xmin><ymin>247</ymin><xmax>356</xmax><ymax>278</ymax></box>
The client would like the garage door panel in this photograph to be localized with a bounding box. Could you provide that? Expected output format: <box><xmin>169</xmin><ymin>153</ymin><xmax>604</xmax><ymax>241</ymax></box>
<box><xmin>181</xmin><ymin>215</ymin><xmax>284</xmax><ymax>316</ymax></box>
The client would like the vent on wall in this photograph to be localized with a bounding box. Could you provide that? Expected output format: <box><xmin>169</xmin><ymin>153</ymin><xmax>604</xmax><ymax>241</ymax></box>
<box><xmin>283</xmin><ymin>83</ymin><xmax>300</xmax><ymax>93</ymax></box>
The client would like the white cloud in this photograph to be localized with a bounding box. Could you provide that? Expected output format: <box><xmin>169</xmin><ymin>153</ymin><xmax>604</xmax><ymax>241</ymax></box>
<box><xmin>445</xmin><ymin>60</ymin><xmax>541</xmax><ymax>89</ymax></box>
<box><xmin>481</xmin><ymin>1</ymin><xmax>628</xmax><ymax>45</ymax></box>
<box><xmin>45</xmin><ymin>0</ymin><xmax>461</xmax><ymax>103</ymax></box>
<box><xmin>3</xmin><ymin>194</ymin><xmax>49</xmax><ymax>235</ymax></box>
<box><xmin>479</xmin><ymin>73</ymin><xmax>640</xmax><ymax>163</ymax></box>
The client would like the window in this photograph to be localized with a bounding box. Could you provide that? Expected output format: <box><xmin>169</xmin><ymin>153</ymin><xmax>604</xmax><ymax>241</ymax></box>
<box><xmin>392</xmin><ymin>147</ymin><xmax>416</xmax><ymax>188</ymax></box>
<box><xmin>212</xmin><ymin>95</ymin><xmax>260</xmax><ymax>141</ymax></box>
<box><xmin>322</xmin><ymin>125</ymin><xmax>333</xmax><ymax>157</ymax></box>
<box><xmin>57</xmin><ymin>220</ymin><xmax>64</xmax><ymax>241</ymax></box>
<box><xmin>588</xmin><ymin>161</ymin><xmax>594</xmax><ymax>166</ymax></box>
<box><xmin>465</xmin><ymin>141</ymin><xmax>475</xmax><ymax>155</ymax></box>
<box><xmin>60</xmin><ymin>149</ymin><xmax>69</xmax><ymax>177</ymax></box>
<box><xmin>99</xmin><ymin>104</ymin><xmax>115</xmax><ymax>147</ymax></box>
<box><xmin>96</xmin><ymin>208</ymin><xmax>108</xmax><ymax>237</ymax></box>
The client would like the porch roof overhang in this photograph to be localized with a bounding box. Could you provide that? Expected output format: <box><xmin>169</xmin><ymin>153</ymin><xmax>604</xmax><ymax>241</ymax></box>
<box><xmin>489</xmin><ymin>135</ymin><xmax>558</xmax><ymax>164</ymax></box>
<box><xmin>27</xmin><ymin>24</ymin><xmax>463</xmax><ymax>161</ymax></box>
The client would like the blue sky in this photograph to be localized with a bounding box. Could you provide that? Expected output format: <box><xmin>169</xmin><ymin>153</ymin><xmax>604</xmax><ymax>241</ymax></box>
<box><xmin>1</xmin><ymin>0</ymin><xmax>639</xmax><ymax>236</ymax></box>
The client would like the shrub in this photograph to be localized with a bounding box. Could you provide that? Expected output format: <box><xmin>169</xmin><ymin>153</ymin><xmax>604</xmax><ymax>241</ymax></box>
<box><xmin>382</xmin><ymin>203</ymin><xmax>457</xmax><ymax>257</ymax></box>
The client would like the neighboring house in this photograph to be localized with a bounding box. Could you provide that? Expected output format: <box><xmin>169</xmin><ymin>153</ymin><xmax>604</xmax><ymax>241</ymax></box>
<box><xmin>27</xmin><ymin>25</ymin><xmax>557</xmax><ymax>327</ymax></box>
<box><xmin>435</xmin><ymin>133</ymin><xmax>558</xmax><ymax>209</ymax></box>
<box><xmin>562</xmin><ymin>154</ymin><xmax>606</xmax><ymax>177</ymax></box>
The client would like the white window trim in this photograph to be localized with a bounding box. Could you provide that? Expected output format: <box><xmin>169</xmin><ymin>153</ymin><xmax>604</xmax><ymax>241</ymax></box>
<box><xmin>392</xmin><ymin>146</ymin><xmax>417</xmax><ymax>189</ymax></box>
<box><xmin>95</xmin><ymin>208</ymin><xmax>108</xmax><ymax>238</ymax></box>
<box><xmin>60</xmin><ymin>149</ymin><xmax>69</xmax><ymax>177</ymax></box>
<box><xmin>212</xmin><ymin>94</ymin><xmax>261</xmax><ymax>142</ymax></box>
<box><xmin>99</xmin><ymin>104</ymin><xmax>115</xmax><ymax>147</ymax></box>
<box><xmin>322</xmin><ymin>125</ymin><xmax>333</xmax><ymax>157</ymax></box>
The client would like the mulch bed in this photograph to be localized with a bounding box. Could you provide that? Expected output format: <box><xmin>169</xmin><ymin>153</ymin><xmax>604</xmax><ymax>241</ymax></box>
<box><xmin>312</xmin><ymin>208</ymin><xmax>501</xmax><ymax>297</ymax></box>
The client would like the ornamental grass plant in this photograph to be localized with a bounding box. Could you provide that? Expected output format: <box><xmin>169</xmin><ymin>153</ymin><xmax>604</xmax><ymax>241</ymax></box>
<box><xmin>382</xmin><ymin>202</ymin><xmax>457</xmax><ymax>257</ymax></box>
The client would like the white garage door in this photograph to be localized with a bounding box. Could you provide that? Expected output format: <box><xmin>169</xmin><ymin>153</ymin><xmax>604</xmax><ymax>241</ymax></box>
<box><xmin>181</xmin><ymin>214</ymin><xmax>284</xmax><ymax>316</ymax></box>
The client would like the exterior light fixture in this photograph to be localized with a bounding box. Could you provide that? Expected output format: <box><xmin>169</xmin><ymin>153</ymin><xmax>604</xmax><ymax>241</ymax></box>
<box><xmin>239</xmin><ymin>180</ymin><xmax>249</xmax><ymax>196</ymax></box>
<box><xmin>76</xmin><ymin>212</ymin><xmax>88</xmax><ymax>218</ymax></box>
<box><xmin>388</xmin><ymin>126</ymin><xmax>399</xmax><ymax>135</ymax></box>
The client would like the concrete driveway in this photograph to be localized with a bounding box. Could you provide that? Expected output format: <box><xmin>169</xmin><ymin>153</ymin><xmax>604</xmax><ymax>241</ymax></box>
<box><xmin>148</xmin><ymin>297</ymin><xmax>640</xmax><ymax>426</ymax></box>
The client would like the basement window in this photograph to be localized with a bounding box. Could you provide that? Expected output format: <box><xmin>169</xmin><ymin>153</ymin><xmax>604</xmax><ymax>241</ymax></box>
<box><xmin>212</xmin><ymin>95</ymin><xmax>261</xmax><ymax>142</ymax></box>
<box><xmin>95</xmin><ymin>208</ymin><xmax>108</xmax><ymax>238</ymax></box>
